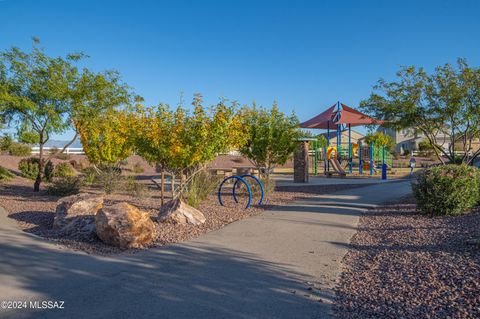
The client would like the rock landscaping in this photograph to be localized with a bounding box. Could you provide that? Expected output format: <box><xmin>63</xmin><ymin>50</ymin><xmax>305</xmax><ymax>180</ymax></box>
<box><xmin>334</xmin><ymin>197</ymin><xmax>480</xmax><ymax>319</ymax></box>
<box><xmin>95</xmin><ymin>202</ymin><xmax>157</xmax><ymax>249</ymax></box>
<box><xmin>159</xmin><ymin>198</ymin><xmax>206</xmax><ymax>225</ymax></box>
<box><xmin>53</xmin><ymin>193</ymin><xmax>103</xmax><ymax>237</ymax></box>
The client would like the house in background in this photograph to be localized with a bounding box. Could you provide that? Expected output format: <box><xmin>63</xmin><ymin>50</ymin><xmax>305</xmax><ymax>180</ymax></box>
<box><xmin>377</xmin><ymin>127</ymin><xmax>450</xmax><ymax>154</ymax></box>
<box><xmin>318</xmin><ymin>129</ymin><xmax>364</xmax><ymax>146</ymax></box>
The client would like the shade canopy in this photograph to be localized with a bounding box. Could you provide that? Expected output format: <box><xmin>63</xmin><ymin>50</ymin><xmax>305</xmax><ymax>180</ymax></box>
<box><xmin>299</xmin><ymin>102</ymin><xmax>383</xmax><ymax>129</ymax></box>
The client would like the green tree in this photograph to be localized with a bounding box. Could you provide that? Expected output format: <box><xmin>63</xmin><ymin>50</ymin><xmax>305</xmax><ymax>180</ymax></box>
<box><xmin>133</xmin><ymin>94</ymin><xmax>238</xmax><ymax>204</ymax></box>
<box><xmin>0</xmin><ymin>39</ymin><xmax>131</xmax><ymax>191</ymax></box>
<box><xmin>360</xmin><ymin>59</ymin><xmax>480</xmax><ymax>165</ymax></box>
<box><xmin>364</xmin><ymin>132</ymin><xmax>395</xmax><ymax>152</ymax></box>
<box><xmin>238</xmin><ymin>102</ymin><xmax>300</xmax><ymax>182</ymax></box>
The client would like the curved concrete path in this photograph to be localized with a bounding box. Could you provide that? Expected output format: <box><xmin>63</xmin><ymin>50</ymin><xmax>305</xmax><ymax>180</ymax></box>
<box><xmin>0</xmin><ymin>181</ymin><xmax>412</xmax><ymax>319</ymax></box>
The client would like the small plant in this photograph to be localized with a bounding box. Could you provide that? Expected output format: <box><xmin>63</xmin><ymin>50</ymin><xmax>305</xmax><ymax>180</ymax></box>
<box><xmin>53</xmin><ymin>162</ymin><xmax>76</xmax><ymax>178</ymax></box>
<box><xmin>123</xmin><ymin>176</ymin><xmax>149</xmax><ymax>198</ymax></box>
<box><xmin>0</xmin><ymin>166</ymin><xmax>14</xmax><ymax>182</ymax></box>
<box><xmin>95</xmin><ymin>165</ymin><xmax>123</xmax><ymax>194</ymax></box>
<box><xmin>0</xmin><ymin>135</ymin><xmax>13</xmax><ymax>153</ymax></box>
<box><xmin>8</xmin><ymin>142</ymin><xmax>32</xmax><ymax>156</ymax></box>
<box><xmin>18</xmin><ymin>157</ymin><xmax>40</xmax><ymax>180</ymax></box>
<box><xmin>181</xmin><ymin>170</ymin><xmax>221</xmax><ymax>208</ymax></box>
<box><xmin>47</xmin><ymin>176</ymin><xmax>82</xmax><ymax>196</ymax></box>
<box><xmin>412</xmin><ymin>164</ymin><xmax>480</xmax><ymax>216</ymax></box>
<box><xmin>81</xmin><ymin>167</ymin><xmax>97</xmax><ymax>185</ymax></box>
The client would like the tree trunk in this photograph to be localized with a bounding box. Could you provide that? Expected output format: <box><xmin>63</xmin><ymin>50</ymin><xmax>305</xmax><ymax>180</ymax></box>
<box><xmin>160</xmin><ymin>168</ymin><xmax>165</xmax><ymax>206</ymax></box>
<box><xmin>171</xmin><ymin>173</ymin><xmax>175</xmax><ymax>198</ymax></box>
<box><xmin>34</xmin><ymin>140</ymin><xmax>44</xmax><ymax>192</ymax></box>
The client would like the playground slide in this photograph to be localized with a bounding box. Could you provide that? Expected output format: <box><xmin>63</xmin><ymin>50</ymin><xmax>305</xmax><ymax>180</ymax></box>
<box><xmin>329</xmin><ymin>158</ymin><xmax>347</xmax><ymax>175</ymax></box>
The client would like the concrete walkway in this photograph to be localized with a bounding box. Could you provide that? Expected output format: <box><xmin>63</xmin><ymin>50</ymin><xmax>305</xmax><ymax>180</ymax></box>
<box><xmin>0</xmin><ymin>181</ymin><xmax>412</xmax><ymax>319</ymax></box>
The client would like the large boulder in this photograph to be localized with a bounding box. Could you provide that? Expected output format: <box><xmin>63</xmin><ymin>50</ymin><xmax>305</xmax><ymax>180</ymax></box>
<box><xmin>53</xmin><ymin>193</ymin><xmax>104</xmax><ymax>236</ymax></box>
<box><xmin>159</xmin><ymin>199</ymin><xmax>206</xmax><ymax>225</ymax></box>
<box><xmin>95</xmin><ymin>202</ymin><xmax>157</xmax><ymax>249</ymax></box>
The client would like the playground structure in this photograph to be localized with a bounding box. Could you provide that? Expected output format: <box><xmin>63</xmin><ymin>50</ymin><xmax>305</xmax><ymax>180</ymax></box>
<box><xmin>301</xmin><ymin>102</ymin><xmax>390</xmax><ymax>179</ymax></box>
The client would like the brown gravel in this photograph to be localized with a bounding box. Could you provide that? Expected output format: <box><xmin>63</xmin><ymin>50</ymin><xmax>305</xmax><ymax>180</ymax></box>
<box><xmin>334</xmin><ymin>196</ymin><xmax>480</xmax><ymax>319</ymax></box>
<box><xmin>0</xmin><ymin>175</ymin><xmax>367</xmax><ymax>256</ymax></box>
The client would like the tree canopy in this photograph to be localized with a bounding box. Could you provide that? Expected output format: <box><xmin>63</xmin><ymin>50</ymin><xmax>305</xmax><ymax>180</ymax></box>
<box><xmin>0</xmin><ymin>39</ymin><xmax>132</xmax><ymax>190</ymax></box>
<box><xmin>361</xmin><ymin>59</ymin><xmax>480</xmax><ymax>164</ymax></box>
<box><xmin>364</xmin><ymin>132</ymin><xmax>395</xmax><ymax>152</ymax></box>
<box><xmin>238</xmin><ymin>102</ymin><xmax>300</xmax><ymax>180</ymax></box>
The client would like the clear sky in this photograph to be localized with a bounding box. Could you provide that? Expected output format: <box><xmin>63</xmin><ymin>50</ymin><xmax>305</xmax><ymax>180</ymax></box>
<box><xmin>1</xmin><ymin>0</ymin><xmax>480</xmax><ymax>140</ymax></box>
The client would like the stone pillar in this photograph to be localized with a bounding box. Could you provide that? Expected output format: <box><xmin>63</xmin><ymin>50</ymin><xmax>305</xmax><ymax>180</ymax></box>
<box><xmin>294</xmin><ymin>141</ymin><xmax>309</xmax><ymax>183</ymax></box>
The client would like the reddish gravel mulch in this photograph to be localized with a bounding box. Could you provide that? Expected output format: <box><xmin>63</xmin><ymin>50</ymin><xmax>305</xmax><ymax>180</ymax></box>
<box><xmin>334</xmin><ymin>197</ymin><xmax>480</xmax><ymax>319</ymax></box>
<box><xmin>0</xmin><ymin>175</ymin><xmax>368</xmax><ymax>255</ymax></box>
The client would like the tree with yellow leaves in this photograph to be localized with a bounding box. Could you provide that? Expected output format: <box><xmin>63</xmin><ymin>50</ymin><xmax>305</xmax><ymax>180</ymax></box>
<box><xmin>132</xmin><ymin>94</ymin><xmax>239</xmax><ymax>205</ymax></box>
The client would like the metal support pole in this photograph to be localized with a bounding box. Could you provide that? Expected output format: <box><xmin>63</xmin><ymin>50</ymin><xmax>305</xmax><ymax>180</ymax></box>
<box><xmin>336</xmin><ymin>101</ymin><xmax>341</xmax><ymax>160</ymax></box>
<box><xmin>381</xmin><ymin>145</ymin><xmax>387</xmax><ymax>180</ymax></box>
<box><xmin>370</xmin><ymin>142</ymin><xmax>374</xmax><ymax>176</ymax></box>
<box><xmin>327</xmin><ymin>121</ymin><xmax>330</xmax><ymax>172</ymax></box>
<box><xmin>359</xmin><ymin>141</ymin><xmax>363</xmax><ymax>175</ymax></box>
<box><xmin>348</xmin><ymin>123</ymin><xmax>352</xmax><ymax>173</ymax></box>
<box><xmin>323</xmin><ymin>146</ymin><xmax>327</xmax><ymax>175</ymax></box>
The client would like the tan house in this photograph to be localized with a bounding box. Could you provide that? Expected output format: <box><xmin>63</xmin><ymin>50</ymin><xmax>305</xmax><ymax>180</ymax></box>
<box><xmin>377</xmin><ymin>127</ymin><xmax>451</xmax><ymax>154</ymax></box>
<box><xmin>319</xmin><ymin>129</ymin><xmax>364</xmax><ymax>146</ymax></box>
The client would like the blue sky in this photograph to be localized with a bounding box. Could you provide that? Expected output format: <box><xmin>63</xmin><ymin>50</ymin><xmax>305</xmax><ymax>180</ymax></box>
<box><xmin>1</xmin><ymin>0</ymin><xmax>480</xmax><ymax>140</ymax></box>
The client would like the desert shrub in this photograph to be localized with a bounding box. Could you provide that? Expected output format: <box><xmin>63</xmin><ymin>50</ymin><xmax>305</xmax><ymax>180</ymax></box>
<box><xmin>53</xmin><ymin>162</ymin><xmax>75</xmax><ymax>178</ymax></box>
<box><xmin>181</xmin><ymin>170</ymin><xmax>221</xmax><ymax>208</ymax></box>
<box><xmin>0</xmin><ymin>166</ymin><xmax>14</xmax><ymax>182</ymax></box>
<box><xmin>81</xmin><ymin>167</ymin><xmax>97</xmax><ymax>185</ymax></box>
<box><xmin>47</xmin><ymin>176</ymin><xmax>82</xmax><ymax>196</ymax></box>
<box><xmin>0</xmin><ymin>135</ymin><xmax>13</xmax><ymax>153</ymax></box>
<box><xmin>132</xmin><ymin>162</ymin><xmax>144</xmax><ymax>174</ymax></box>
<box><xmin>123</xmin><ymin>176</ymin><xmax>149</xmax><ymax>198</ymax></box>
<box><xmin>18</xmin><ymin>157</ymin><xmax>40</xmax><ymax>179</ymax></box>
<box><xmin>95</xmin><ymin>165</ymin><xmax>123</xmax><ymax>194</ymax></box>
<box><xmin>44</xmin><ymin>160</ymin><xmax>54</xmax><ymax>182</ymax></box>
<box><xmin>412</xmin><ymin>164</ymin><xmax>480</xmax><ymax>216</ymax></box>
<box><xmin>9</xmin><ymin>142</ymin><xmax>31</xmax><ymax>156</ymax></box>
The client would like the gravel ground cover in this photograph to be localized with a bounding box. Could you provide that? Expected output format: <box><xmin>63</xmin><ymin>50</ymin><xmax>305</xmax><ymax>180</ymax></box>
<box><xmin>334</xmin><ymin>196</ymin><xmax>480</xmax><ymax>319</ymax></box>
<box><xmin>0</xmin><ymin>175</ymin><xmax>369</xmax><ymax>255</ymax></box>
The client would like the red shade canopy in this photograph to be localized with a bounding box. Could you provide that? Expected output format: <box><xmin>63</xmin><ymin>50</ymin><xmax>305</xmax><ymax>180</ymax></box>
<box><xmin>299</xmin><ymin>102</ymin><xmax>383</xmax><ymax>129</ymax></box>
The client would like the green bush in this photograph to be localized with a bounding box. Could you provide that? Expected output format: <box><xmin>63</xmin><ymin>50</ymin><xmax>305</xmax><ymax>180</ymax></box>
<box><xmin>44</xmin><ymin>160</ymin><xmax>54</xmax><ymax>182</ymax></box>
<box><xmin>46</xmin><ymin>176</ymin><xmax>82</xmax><ymax>197</ymax></box>
<box><xmin>412</xmin><ymin>164</ymin><xmax>480</xmax><ymax>216</ymax></box>
<box><xmin>0</xmin><ymin>135</ymin><xmax>13</xmax><ymax>153</ymax></box>
<box><xmin>8</xmin><ymin>142</ymin><xmax>32</xmax><ymax>156</ymax></box>
<box><xmin>0</xmin><ymin>166</ymin><xmax>14</xmax><ymax>182</ymax></box>
<box><xmin>53</xmin><ymin>162</ymin><xmax>76</xmax><ymax>178</ymax></box>
<box><xmin>81</xmin><ymin>167</ymin><xmax>97</xmax><ymax>185</ymax></box>
<box><xmin>18</xmin><ymin>157</ymin><xmax>40</xmax><ymax>180</ymax></box>
<box><xmin>95</xmin><ymin>165</ymin><xmax>123</xmax><ymax>194</ymax></box>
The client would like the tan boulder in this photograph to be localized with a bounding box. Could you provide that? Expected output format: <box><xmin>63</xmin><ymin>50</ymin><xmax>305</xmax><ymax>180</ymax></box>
<box><xmin>159</xmin><ymin>199</ymin><xmax>206</xmax><ymax>225</ymax></box>
<box><xmin>95</xmin><ymin>202</ymin><xmax>157</xmax><ymax>249</ymax></box>
<box><xmin>53</xmin><ymin>193</ymin><xmax>104</xmax><ymax>236</ymax></box>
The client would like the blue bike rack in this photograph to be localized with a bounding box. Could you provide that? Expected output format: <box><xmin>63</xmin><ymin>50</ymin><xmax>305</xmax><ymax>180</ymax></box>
<box><xmin>218</xmin><ymin>174</ymin><xmax>264</xmax><ymax>209</ymax></box>
<box><xmin>218</xmin><ymin>176</ymin><xmax>253</xmax><ymax>209</ymax></box>
<box><xmin>232</xmin><ymin>174</ymin><xmax>265</xmax><ymax>205</ymax></box>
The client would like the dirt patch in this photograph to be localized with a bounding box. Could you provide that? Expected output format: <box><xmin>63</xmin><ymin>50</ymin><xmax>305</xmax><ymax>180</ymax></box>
<box><xmin>334</xmin><ymin>196</ymin><xmax>480</xmax><ymax>319</ymax></box>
